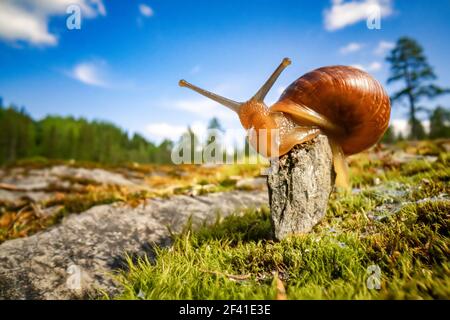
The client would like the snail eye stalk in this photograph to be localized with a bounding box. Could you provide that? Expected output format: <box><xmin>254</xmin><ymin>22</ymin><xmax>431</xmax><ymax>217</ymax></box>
<box><xmin>252</xmin><ymin>58</ymin><xmax>291</xmax><ymax>103</ymax></box>
<box><xmin>178</xmin><ymin>79</ymin><xmax>242</xmax><ymax>113</ymax></box>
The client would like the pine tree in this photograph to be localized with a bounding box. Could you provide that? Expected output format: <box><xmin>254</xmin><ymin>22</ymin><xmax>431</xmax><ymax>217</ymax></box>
<box><xmin>429</xmin><ymin>106</ymin><xmax>450</xmax><ymax>139</ymax></box>
<box><xmin>381</xmin><ymin>125</ymin><xmax>395</xmax><ymax>143</ymax></box>
<box><xmin>386</xmin><ymin>37</ymin><xmax>449</xmax><ymax>140</ymax></box>
<box><xmin>156</xmin><ymin>139</ymin><xmax>173</xmax><ymax>164</ymax></box>
<box><xmin>207</xmin><ymin>117</ymin><xmax>224</xmax><ymax>132</ymax></box>
<box><xmin>206</xmin><ymin>117</ymin><xmax>224</xmax><ymax>161</ymax></box>
<box><xmin>175</xmin><ymin>126</ymin><xmax>201</xmax><ymax>164</ymax></box>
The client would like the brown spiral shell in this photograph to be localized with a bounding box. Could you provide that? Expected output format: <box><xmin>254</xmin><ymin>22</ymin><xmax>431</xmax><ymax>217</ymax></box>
<box><xmin>276</xmin><ymin>66</ymin><xmax>391</xmax><ymax>155</ymax></box>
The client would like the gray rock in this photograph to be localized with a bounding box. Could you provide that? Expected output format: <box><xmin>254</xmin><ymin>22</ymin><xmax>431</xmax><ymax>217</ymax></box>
<box><xmin>236</xmin><ymin>177</ymin><xmax>267</xmax><ymax>190</ymax></box>
<box><xmin>390</xmin><ymin>151</ymin><xmax>438</xmax><ymax>164</ymax></box>
<box><xmin>0</xmin><ymin>189</ymin><xmax>53</xmax><ymax>204</ymax></box>
<box><xmin>0</xmin><ymin>165</ymin><xmax>137</xmax><ymax>192</ymax></box>
<box><xmin>0</xmin><ymin>165</ymin><xmax>143</xmax><ymax>206</ymax></box>
<box><xmin>0</xmin><ymin>190</ymin><xmax>268</xmax><ymax>300</ymax></box>
<box><xmin>268</xmin><ymin>135</ymin><xmax>335</xmax><ymax>240</ymax></box>
<box><xmin>49</xmin><ymin>166</ymin><xmax>136</xmax><ymax>186</ymax></box>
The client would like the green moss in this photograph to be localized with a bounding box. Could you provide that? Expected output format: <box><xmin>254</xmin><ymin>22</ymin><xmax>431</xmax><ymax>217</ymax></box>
<box><xmin>218</xmin><ymin>177</ymin><xmax>237</xmax><ymax>188</ymax></box>
<box><xmin>363</xmin><ymin>200</ymin><xmax>450</xmax><ymax>299</ymax></box>
<box><xmin>111</xmin><ymin>196</ymin><xmax>449</xmax><ymax>300</ymax></box>
<box><xmin>193</xmin><ymin>207</ymin><xmax>273</xmax><ymax>245</ymax></box>
<box><xmin>112</xmin><ymin>216</ymin><xmax>373</xmax><ymax>300</ymax></box>
<box><xmin>45</xmin><ymin>192</ymin><xmax>121</xmax><ymax>215</ymax></box>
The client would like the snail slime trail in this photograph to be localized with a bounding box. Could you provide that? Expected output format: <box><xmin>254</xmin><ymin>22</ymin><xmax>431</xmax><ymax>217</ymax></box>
<box><xmin>179</xmin><ymin>58</ymin><xmax>391</xmax><ymax>191</ymax></box>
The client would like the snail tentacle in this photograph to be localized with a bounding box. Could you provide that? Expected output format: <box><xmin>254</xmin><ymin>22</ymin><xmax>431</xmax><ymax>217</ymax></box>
<box><xmin>178</xmin><ymin>79</ymin><xmax>242</xmax><ymax>113</ymax></box>
<box><xmin>252</xmin><ymin>58</ymin><xmax>291</xmax><ymax>102</ymax></box>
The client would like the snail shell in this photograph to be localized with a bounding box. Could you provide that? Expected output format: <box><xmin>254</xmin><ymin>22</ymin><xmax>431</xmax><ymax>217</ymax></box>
<box><xmin>272</xmin><ymin>66</ymin><xmax>391</xmax><ymax>155</ymax></box>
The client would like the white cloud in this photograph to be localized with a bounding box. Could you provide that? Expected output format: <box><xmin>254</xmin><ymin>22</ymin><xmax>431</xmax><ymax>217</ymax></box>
<box><xmin>339</xmin><ymin>42</ymin><xmax>363</xmax><ymax>54</ymax></box>
<box><xmin>391</xmin><ymin>119</ymin><xmax>430</xmax><ymax>136</ymax></box>
<box><xmin>374</xmin><ymin>40</ymin><xmax>395</xmax><ymax>56</ymax></box>
<box><xmin>324</xmin><ymin>0</ymin><xmax>393</xmax><ymax>31</ymax></box>
<box><xmin>277</xmin><ymin>86</ymin><xmax>286</xmax><ymax>95</ymax></box>
<box><xmin>70</xmin><ymin>60</ymin><xmax>108</xmax><ymax>87</ymax></box>
<box><xmin>351</xmin><ymin>61</ymin><xmax>382</xmax><ymax>72</ymax></box>
<box><xmin>68</xmin><ymin>59</ymin><xmax>137</xmax><ymax>89</ymax></box>
<box><xmin>0</xmin><ymin>3</ymin><xmax>57</xmax><ymax>46</ymax></box>
<box><xmin>146</xmin><ymin>121</ymin><xmax>216</xmax><ymax>144</ymax></box>
<box><xmin>390</xmin><ymin>119</ymin><xmax>408</xmax><ymax>136</ymax></box>
<box><xmin>139</xmin><ymin>4</ymin><xmax>154</xmax><ymax>17</ymax></box>
<box><xmin>146</xmin><ymin>121</ymin><xmax>247</xmax><ymax>152</ymax></box>
<box><xmin>0</xmin><ymin>0</ymin><xmax>105</xmax><ymax>46</ymax></box>
<box><xmin>367</xmin><ymin>61</ymin><xmax>382</xmax><ymax>71</ymax></box>
<box><xmin>146</xmin><ymin>123</ymin><xmax>187</xmax><ymax>141</ymax></box>
<box><xmin>350</xmin><ymin>64</ymin><xmax>366</xmax><ymax>71</ymax></box>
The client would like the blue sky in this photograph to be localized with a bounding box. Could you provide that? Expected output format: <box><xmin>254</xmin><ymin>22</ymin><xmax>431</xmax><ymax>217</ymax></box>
<box><xmin>0</xmin><ymin>0</ymin><xmax>449</xmax><ymax>145</ymax></box>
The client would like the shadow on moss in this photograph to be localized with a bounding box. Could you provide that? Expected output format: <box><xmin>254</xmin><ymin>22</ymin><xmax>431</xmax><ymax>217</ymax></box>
<box><xmin>177</xmin><ymin>206</ymin><xmax>273</xmax><ymax>246</ymax></box>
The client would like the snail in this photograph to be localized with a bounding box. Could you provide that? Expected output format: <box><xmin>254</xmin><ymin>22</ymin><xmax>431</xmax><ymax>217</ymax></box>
<box><xmin>179</xmin><ymin>58</ymin><xmax>391</xmax><ymax>189</ymax></box>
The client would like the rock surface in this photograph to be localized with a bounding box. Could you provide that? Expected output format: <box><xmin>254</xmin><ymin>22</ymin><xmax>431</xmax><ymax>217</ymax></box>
<box><xmin>236</xmin><ymin>177</ymin><xmax>267</xmax><ymax>190</ymax></box>
<box><xmin>0</xmin><ymin>165</ymin><xmax>140</xmax><ymax>204</ymax></box>
<box><xmin>268</xmin><ymin>135</ymin><xmax>335</xmax><ymax>240</ymax></box>
<box><xmin>0</xmin><ymin>190</ymin><xmax>267</xmax><ymax>300</ymax></box>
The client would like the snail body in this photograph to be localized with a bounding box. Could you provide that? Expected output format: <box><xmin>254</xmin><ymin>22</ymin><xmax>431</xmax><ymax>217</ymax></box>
<box><xmin>179</xmin><ymin>58</ymin><xmax>391</xmax><ymax>189</ymax></box>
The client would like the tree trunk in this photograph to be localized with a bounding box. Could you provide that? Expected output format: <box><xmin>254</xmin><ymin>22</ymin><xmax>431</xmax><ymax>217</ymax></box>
<box><xmin>408</xmin><ymin>92</ymin><xmax>417</xmax><ymax>140</ymax></box>
<box><xmin>267</xmin><ymin>134</ymin><xmax>335</xmax><ymax>240</ymax></box>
